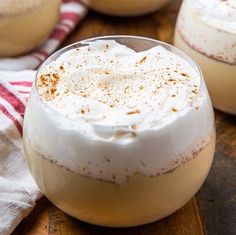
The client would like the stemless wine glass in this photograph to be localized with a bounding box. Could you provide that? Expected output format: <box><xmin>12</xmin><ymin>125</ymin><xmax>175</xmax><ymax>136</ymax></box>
<box><xmin>80</xmin><ymin>0</ymin><xmax>172</xmax><ymax>16</ymax></box>
<box><xmin>23</xmin><ymin>36</ymin><xmax>215</xmax><ymax>227</ymax></box>
<box><xmin>0</xmin><ymin>0</ymin><xmax>61</xmax><ymax>57</ymax></box>
<box><xmin>174</xmin><ymin>0</ymin><xmax>236</xmax><ymax>115</ymax></box>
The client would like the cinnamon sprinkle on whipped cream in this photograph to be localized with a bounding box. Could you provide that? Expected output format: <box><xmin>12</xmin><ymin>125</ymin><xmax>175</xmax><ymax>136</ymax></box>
<box><xmin>37</xmin><ymin>40</ymin><xmax>201</xmax><ymax>126</ymax></box>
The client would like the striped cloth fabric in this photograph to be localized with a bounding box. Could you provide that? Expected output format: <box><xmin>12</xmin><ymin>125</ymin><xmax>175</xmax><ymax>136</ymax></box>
<box><xmin>0</xmin><ymin>1</ymin><xmax>87</xmax><ymax>234</ymax></box>
<box><xmin>0</xmin><ymin>72</ymin><xmax>39</xmax><ymax>235</ymax></box>
<box><xmin>0</xmin><ymin>0</ymin><xmax>87</xmax><ymax>71</ymax></box>
<box><xmin>0</xmin><ymin>71</ymin><xmax>34</xmax><ymax>135</ymax></box>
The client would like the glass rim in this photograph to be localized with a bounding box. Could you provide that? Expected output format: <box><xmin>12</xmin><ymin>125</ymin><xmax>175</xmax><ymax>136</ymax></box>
<box><xmin>191</xmin><ymin>0</ymin><xmax>236</xmax><ymax>21</ymax></box>
<box><xmin>34</xmin><ymin>35</ymin><xmax>205</xmax><ymax>128</ymax></box>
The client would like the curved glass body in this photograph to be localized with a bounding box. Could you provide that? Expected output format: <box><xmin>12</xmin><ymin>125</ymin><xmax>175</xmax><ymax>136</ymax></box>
<box><xmin>174</xmin><ymin>0</ymin><xmax>236</xmax><ymax>115</ymax></box>
<box><xmin>80</xmin><ymin>0</ymin><xmax>172</xmax><ymax>16</ymax></box>
<box><xmin>23</xmin><ymin>36</ymin><xmax>215</xmax><ymax>227</ymax></box>
<box><xmin>0</xmin><ymin>0</ymin><xmax>61</xmax><ymax>57</ymax></box>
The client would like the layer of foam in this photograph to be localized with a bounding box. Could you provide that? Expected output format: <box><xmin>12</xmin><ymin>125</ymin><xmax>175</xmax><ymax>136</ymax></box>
<box><xmin>176</xmin><ymin>0</ymin><xmax>236</xmax><ymax>64</ymax></box>
<box><xmin>37</xmin><ymin>40</ymin><xmax>201</xmax><ymax>126</ymax></box>
<box><xmin>24</xmin><ymin>39</ymin><xmax>214</xmax><ymax>185</ymax></box>
<box><xmin>0</xmin><ymin>0</ymin><xmax>48</xmax><ymax>16</ymax></box>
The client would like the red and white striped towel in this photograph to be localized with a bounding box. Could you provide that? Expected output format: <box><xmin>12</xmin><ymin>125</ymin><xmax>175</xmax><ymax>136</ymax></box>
<box><xmin>0</xmin><ymin>1</ymin><xmax>87</xmax><ymax>234</ymax></box>
<box><xmin>0</xmin><ymin>0</ymin><xmax>87</xmax><ymax>71</ymax></box>
<box><xmin>0</xmin><ymin>70</ymin><xmax>38</xmax><ymax>235</ymax></box>
<box><xmin>0</xmin><ymin>71</ymin><xmax>34</xmax><ymax>135</ymax></box>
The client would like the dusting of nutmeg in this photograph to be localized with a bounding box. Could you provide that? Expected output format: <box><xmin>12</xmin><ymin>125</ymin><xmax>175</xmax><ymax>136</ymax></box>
<box><xmin>36</xmin><ymin>40</ymin><xmax>201</xmax><ymax>126</ymax></box>
<box><xmin>127</xmin><ymin>109</ymin><xmax>141</xmax><ymax>115</ymax></box>
<box><xmin>139</xmin><ymin>56</ymin><xmax>147</xmax><ymax>64</ymax></box>
<box><xmin>39</xmin><ymin>74</ymin><xmax>50</xmax><ymax>85</ymax></box>
<box><xmin>181</xmin><ymin>72</ymin><xmax>189</xmax><ymax>78</ymax></box>
<box><xmin>38</xmin><ymin>73</ymin><xmax>60</xmax><ymax>99</ymax></box>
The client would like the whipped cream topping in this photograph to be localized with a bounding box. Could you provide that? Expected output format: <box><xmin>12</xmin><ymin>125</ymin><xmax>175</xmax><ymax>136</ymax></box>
<box><xmin>199</xmin><ymin>0</ymin><xmax>236</xmax><ymax>19</ymax></box>
<box><xmin>198</xmin><ymin>0</ymin><xmax>236</xmax><ymax>32</ymax></box>
<box><xmin>176</xmin><ymin>0</ymin><xmax>236</xmax><ymax>64</ymax></box>
<box><xmin>24</xmin><ymin>39</ymin><xmax>214</xmax><ymax>185</ymax></box>
<box><xmin>37</xmin><ymin>40</ymin><xmax>200</xmax><ymax>126</ymax></box>
<box><xmin>0</xmin><ymin>0</ymin><xmax>48</xmax><ymax>16</ymax></box>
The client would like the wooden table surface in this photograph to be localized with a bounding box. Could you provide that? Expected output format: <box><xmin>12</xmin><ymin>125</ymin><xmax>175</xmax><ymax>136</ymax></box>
<box><xmin>13</xmin><ymin>1</ymin><xmax>236</xmax><ymax>234</ymax></box>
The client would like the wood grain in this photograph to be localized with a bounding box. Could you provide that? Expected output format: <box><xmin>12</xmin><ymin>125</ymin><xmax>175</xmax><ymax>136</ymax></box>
<box><xmin>13</xmin><ymin>0</ymin><xmax>236</xmax><ymax>234</ymax></box>
<box><xmin>64</xmin><ymin>0</ymin><xmax>180</xmax><ymax>45</ymax></box>
<box><xmin>13</xmin><ymin>197</ymin><xmax>204</xmax><ymax>235</ymax></box>
<box><xmin>196</xmin><ymin>111</ymin><xmax>236</xmax><ymax>235</ymax></box>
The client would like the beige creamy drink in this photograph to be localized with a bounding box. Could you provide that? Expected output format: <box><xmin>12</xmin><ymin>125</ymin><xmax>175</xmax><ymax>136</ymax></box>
<box><xmin>0</xmin><ymin>0</ymin><xmax>61</xmax><ymax>57</ymax></box>
<box><xmin>174</xmin><ymin>0</ymin><xmax>236</xmax><ymax>114</ymax></box>
<box><xmin>23</xmin><ymin>37</ymin><xmax>215</xmax><ymax>226</ymax></box>
<box><xmin>81</xmin><ymin>0</ymin><xmax>172</xmax><ymax>16</ymax></box>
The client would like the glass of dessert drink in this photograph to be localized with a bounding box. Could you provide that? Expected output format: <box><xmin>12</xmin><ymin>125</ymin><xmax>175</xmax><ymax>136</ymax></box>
<box><xmin>80</xmin><ymin>0</ymin><xmax>172</xmax><ymax>16</ymax></box>
<box><xmin>174</xmin><ymin>0</ymin><xmax>236</xmax><ymax>115</ymax></box>
<box><xmin>0</xmin><ymin>0</ymin><xmax>61</xmax><ymax>57</ymax></box>
<box><xmin>23</xmin><ymin>36</ymin><xmax>215</xmax><ymax>227</ymax></box>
